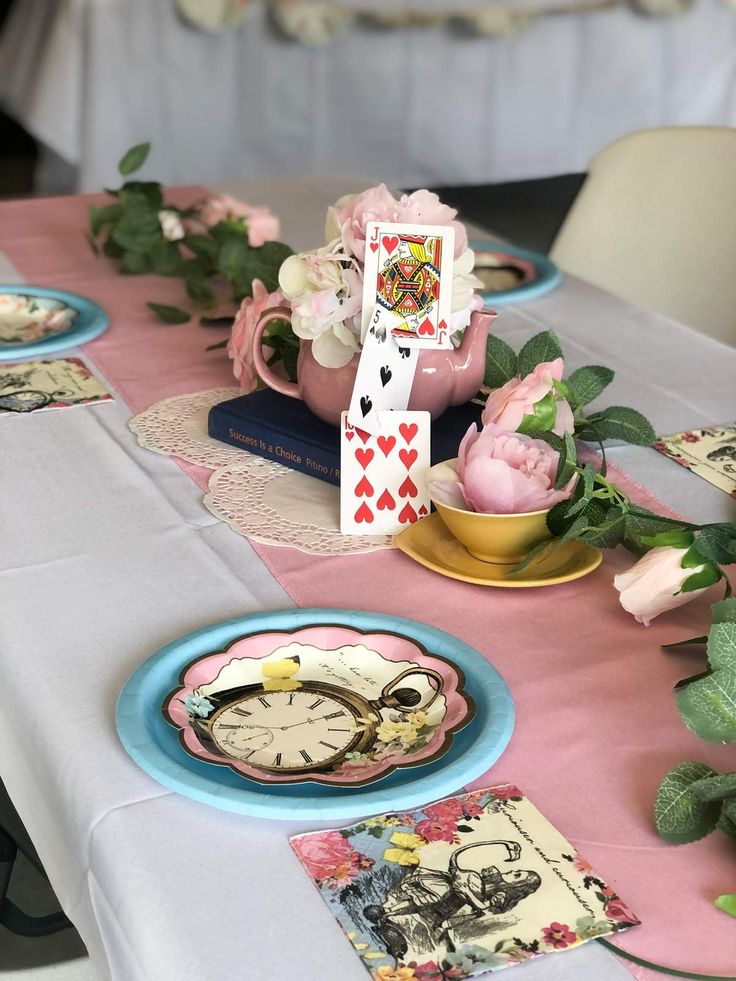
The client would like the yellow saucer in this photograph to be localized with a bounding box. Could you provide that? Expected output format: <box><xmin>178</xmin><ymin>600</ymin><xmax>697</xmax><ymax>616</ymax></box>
<box><xmin>394</xmin><ymin>513</ymin><xmax>602</xmax><ymax>588</ymax></box>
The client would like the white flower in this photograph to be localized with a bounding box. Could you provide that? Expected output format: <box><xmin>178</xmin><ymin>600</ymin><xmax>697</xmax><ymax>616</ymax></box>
<box><xmin>613</xmin><ymin>545</ymin><xmax>716</xmax><ymax>626</ymax></box>
<box><xmin>452</xmin><ymin>248</ymin><xmax>484</xmax><ymax>313</ymax></box>
<box><xmin>278</xmin><ymin>239</ymin><xmax>362</xmax><ymax>368</ymax></box>
<box><xmin>158</xmin><ymin>209</ymin><xmax>185</xmax><ymax>242</ymax></box>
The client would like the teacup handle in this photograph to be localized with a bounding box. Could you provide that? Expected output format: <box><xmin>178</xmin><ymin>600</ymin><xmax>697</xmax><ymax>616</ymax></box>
<box><xmin>380</xmin><ymin>667</ymin><xmax>444</xmax><ymax>713</ymax></box>
<box><xmin>252</xmin><ymin>306</ymin><xmax>299</xmax><ymax>399</ymax></box>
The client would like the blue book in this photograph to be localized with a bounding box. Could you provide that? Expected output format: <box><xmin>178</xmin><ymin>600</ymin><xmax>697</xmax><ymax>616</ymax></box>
<box><xmin>208</xmin><ymin>389</ymin><xmax>483</xmax><ymax>487</ymax></box>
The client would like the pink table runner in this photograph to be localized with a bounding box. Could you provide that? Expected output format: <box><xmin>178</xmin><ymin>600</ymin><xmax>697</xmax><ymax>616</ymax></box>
<box><xmin>3</xmin><ymin>192</ymin><xmax>734</xmax><ymax>979</ymax></box>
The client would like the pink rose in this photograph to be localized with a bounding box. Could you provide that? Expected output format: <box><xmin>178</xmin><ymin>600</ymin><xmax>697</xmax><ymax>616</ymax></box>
<box><xmin>423</xmin><ymin>799</ymin><xmax>465</xmax><ymax>824</ymax></box>
<box><xmin>489</xmin><ymin>785</ymin><xmax>523</xmax><ymax>802</ymax></box>
<box><xmin>605</xmin><ymin>896</ymin><xmax>639</xmax><ymax>924</ymax></box>
<box><xmin>414</xmin><ymin>818</ymin><xmax>457</xmax><ymax>843</ymax></box>
<box><xmin>199</xmin><ymin>194</ymin><xmax>280</xmax><ymax>247</ymax></box>
<box><xmin>482</xmin><ymin>357</ymin><xmax>574</xmax><ymax>437</ymax></box>
<box><xmin>326</xmin><ymin>183</ymin><xmax>467</xmax><ymax>262</ymax></box>
<box><xmin>613</xmin><ymin>544</ymin><xmax>718</xmax><ymax>626</ymax></box>
<box><xmin>292</xmin><ymin>830</ymin><xmax>370</xmax><ymax>887</ymax></box>
<box><xmin>430</xmin><ymin>423</ymin><xmax>575</xmax><ymax>515</ymax></box>
<box><xmin>226</xmin><ymin>278</ymin><xmax>286</xmax><ymax>393</ymax></box>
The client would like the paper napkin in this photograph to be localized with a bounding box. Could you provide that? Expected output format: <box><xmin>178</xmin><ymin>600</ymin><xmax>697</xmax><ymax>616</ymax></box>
<box><xmin>290</xmin><ymin>785</ymin><xmax>639</xmax><ymax>979</ymax></box>
<box><xmin>0</xmin><ymin>357</ymin><xmax>114</xmax><ymax>416</ymax></box>
<box><xmin>654</xmin><ymin>425</ymin><xmax>736</xmax><ymax>498</ymax></box>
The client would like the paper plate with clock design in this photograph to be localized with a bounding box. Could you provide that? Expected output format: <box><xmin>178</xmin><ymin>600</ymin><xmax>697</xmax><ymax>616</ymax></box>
<box><xmin>116</xmin><ymin>609</ymin><xmax>514</xmax><ymax>820</ymax></box>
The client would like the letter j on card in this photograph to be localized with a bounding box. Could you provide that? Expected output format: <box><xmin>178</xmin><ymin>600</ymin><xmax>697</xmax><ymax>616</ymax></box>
<box><xmin>340</xmin><ymin>410</ymin><xmax>431</xmax><ymax>535</ymax></box>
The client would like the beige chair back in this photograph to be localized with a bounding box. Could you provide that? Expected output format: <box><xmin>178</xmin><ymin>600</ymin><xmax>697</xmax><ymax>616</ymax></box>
<box><xmin>551</xmin><ymin>127</ymin><xmax>736</xmax><ymax>346</ymax></box>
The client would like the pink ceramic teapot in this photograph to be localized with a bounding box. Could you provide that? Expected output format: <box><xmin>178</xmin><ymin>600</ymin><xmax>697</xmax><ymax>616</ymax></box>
<box><xmin>252</xmin><ymin>307</ymin><xmax>496</xmax><ymax>427</ymax></box>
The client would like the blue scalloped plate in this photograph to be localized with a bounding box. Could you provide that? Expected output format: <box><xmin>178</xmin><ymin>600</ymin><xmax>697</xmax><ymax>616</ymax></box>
<box><xmin>116</xmin><ymin>609</ymin><xmax>515</xmax><ymax>820</ymax></box>
<box><xmin>0</xmin><ymin>286</ymin><xmax>109</xmax><ymax>361</ymax></box>
<box><xmin>470</xmin><ymin>241</ymin><xmax>562</xmax><ymax>307</ymax></box>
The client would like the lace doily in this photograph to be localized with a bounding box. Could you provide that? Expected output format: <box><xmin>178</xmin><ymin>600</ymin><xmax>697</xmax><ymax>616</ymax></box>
<box><xmin>129</xmin><ymin>388</ymin><xmax>393</xmax><ymax>556</ymax></box>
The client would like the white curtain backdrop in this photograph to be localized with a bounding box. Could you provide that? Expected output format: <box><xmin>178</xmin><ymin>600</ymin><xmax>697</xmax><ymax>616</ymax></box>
<box><xmin>0</xmin><ymin>0</ymin><xmax>735</xmax><ymax>192</ymax></box>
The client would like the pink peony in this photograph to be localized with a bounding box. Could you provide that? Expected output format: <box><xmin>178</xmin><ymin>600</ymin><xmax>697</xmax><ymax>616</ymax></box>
<box><xmin>482</xmin><ymin>357</ymin><xmax>574</xmax><ymax>437</ymax></box>
<box><xmin>326</xmin><ymin>183</ymin><xmax>468</xmax><ymax>262</ymax></box>
<box><xmin>431</xmin><ymin>423</ymin><xmax>575</xmax><ymax>515</ymax></box>
<box><xmin>293</xmin><ymin>830</ymin><xmax>367</xmax><ymax>887</ymax></box>
<box><xmin>199</xmin><ymin>194</ymin><xmax>280</xmax><ymax>247</ymax></box>
<box><xmin>613</xmin><ymin>545</ymin><xmax>715</xmax><ymax>626</ymax></box>
<box><xmin>226</xmin><ymin>278</ymin><xmax>286</xmax><ymax>393</ymax></box>
<box><xmin>414</xmin><ymin>818</ymin><xmax>457</xmax><ymax>843</ymax></box>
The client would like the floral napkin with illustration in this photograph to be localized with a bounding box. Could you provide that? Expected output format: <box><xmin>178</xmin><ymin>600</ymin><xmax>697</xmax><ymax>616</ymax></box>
<box><xmin>654</xmin><ymin>425</ymin><xmax>736</xmax><ymax>498</ymax></box>
<box><xmin>0</xmin><ymin>358</ymin><xmax>113</xmax><ymax>415</ymax></box>
<box><xmin>290</xmin><ymin>786</ymin><xmax>639</xmax><ymax>980</ymax></box>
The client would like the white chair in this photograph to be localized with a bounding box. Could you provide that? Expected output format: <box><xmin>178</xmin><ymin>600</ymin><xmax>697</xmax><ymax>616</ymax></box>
<box><xmin>551</xmin><ymin>127</ymin><xmax>736</xmax><ymax>347</ymax></box>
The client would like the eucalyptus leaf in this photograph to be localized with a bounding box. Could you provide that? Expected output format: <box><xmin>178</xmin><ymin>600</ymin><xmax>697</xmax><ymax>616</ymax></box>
<box><xmin>567</xmin><ymin>365</ymin><xmax>614</xmax><ymax>407</ymax></box>
<box><xmin>517</xmin><ymin>330</ymin><xmax>563</xmax><ymax>376</ymax></box>
<box><xmin>715</xmin><ymin>894</ymin><xmax>736</xmax><ymax>918</ymax></box>
<box><xmin>707</xmin><ymin>622</ymin><xmax>736</xmax><ymax>671</ymax></box>
<box><xmin>713</xmin><ymin>598</ymin><xmax>736</xmax><ymax>625</ymax></box>
<box><xmin>118</xmin><ymin>142</ymin><xmax>151</xmax><ymax>176</ymax></box>
<box><xmin>585</xmin><ymin>406</ymin><xmax>656</xmax><ymax>446</ymax></box>
<box><xmin>676</xmin><ymin>667</ymin><xmax>736</xmax><ymax>743</ymax></box>
<box><xmin>691</xmin><ymin>771</ymin><xmax>736</xmax><ymax>802</ymax></box>
<box><xmin>484</xmin><ymin>334</ymin><xmax>518</xmax><ymax>388</ymax></box>
<box><xmin>654</xmin><ymin>761</ymin><xmax>720</xmax><ymax>843</ymax></box>
<box><xmin>147</xmin><ymin>303</ymin><xmax>191</xmax><ymax>324</ymax></box>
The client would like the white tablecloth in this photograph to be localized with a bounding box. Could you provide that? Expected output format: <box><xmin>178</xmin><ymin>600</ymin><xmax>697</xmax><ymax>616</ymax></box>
<box><xmin>1</xmin><ymin>179</ymin><xmax>735</xmax><ymax>980</ymax></box>
<box><xmin>1</xmin><ymin>0</ymin><xmax>736</xmax><ymax>192</ymax></box>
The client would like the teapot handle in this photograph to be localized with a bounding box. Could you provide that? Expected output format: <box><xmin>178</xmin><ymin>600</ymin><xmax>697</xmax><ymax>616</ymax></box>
<box><xmin>252</xmin><ymin>306</ymin><xmax>300</xmax><ymax>399</ymax></box>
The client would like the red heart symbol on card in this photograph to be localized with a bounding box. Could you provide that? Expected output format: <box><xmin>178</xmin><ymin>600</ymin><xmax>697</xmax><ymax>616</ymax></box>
<box><xmin>377</xmin><ymin>435</ymin><xmax>396</xmax><ymax>458</ymax></box>
<box><xmin>370</xmin><ymin>241</ymin><xmax>379</xmax><ymax>253</ymax></box>
<box><xmin>399</xmin><ymin>422</ymin><xmax>418</xmax><ymax>444</ymax></box>
<box><xmin>399</xmin><ymin>448</ymin><xmax>418</xmax><ymax>470</ymax></box>
<box><xmin>399</xmin><ymin>475</ymin><xmax>418</xmax><ymax>498</ymax></box>
<box><xmin>376</xmin><ymin>488</ymin><xmax>396</xmax><ymax>511</ymax></box>
<box><xmin>438</xmin><ymin>319</ymin><xmax>447</xmax><ymax>331</ymax></box>
<box><xmin>418</xmin><ymin>504</ymin><xmax>428</xmax><ymax>516</ymax></box>
<box><xmin>356</xmin><ymin>428</ymin><xmax>372</xmax><ymax>444</ymax></box>
<box><xmin>345</xmin><ymin>430</ymin><xmax>355</xmax><ymax>441</ymax></box>
<box><xmin>418</xmin><ymin>318</ymin><xmax>434</xmax><ymax>336</ymax></box>
<box><xmin>355</xmin><ymin>475</ymin><xmax>373</xmax><ymax>497</ymax></box>
<box><xmin>354</xmin><ymin>501</ymin><xmax>373</xmax><ymax>524</ymax></box>
<box><xmin>355</xmin><ymin>447</ymin><xmax>374</xmax><ymax>470</ymax></box>
<box><xmin>398</xmin><ymin>502</ymin><xmax>417</xmax><ymax>524</ymax></box>
<box><xmin>382</xmin><ymin>235</ymin><xmax>399</xmax><ymax>255</ymax></box>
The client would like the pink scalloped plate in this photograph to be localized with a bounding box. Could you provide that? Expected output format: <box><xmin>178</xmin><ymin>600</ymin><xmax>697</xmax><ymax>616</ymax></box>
<box><xmin>163</xmin><ymin>624</ymin><xmax>475</xmax><ymax>787</ymax></box>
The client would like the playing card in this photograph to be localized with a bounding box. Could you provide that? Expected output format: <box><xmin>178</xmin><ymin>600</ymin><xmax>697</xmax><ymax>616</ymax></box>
<box><xmin>340</xmin><ymin>410</ymin><xmax>431</xmax><ymax>535</ymax></box>
<box><xmin>654</xmin><ymin>424</ymin><xmax>736</xmax><ymax>498</ymax></box>
<box><xmin>347</xmin><ymin>305</ymin><xmax>419</xmax><ymax>436</ymax></box>
<box><xmin>361</xmin><ymin>222</ymin><xmax>454</xmax><ymax>349</ymax></box>
<box><xmin>0</xmin><ymin>357</ymin><xmax>114</xmax><ymax>416</ymax></box>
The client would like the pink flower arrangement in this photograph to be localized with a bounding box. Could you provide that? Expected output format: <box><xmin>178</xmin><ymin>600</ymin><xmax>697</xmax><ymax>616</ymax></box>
<box><xmin>226</xmin><ymin>279</ymin><xmax>285</xmax><ymax>393</ymax></box>
<box><xmin>292</xmin><ymin>830</ymin><xmax>373</xmax><ymax>888</ymax></box>
<box><xmin>482</xmin><ymin>357</ymin><xmax>574</xmax><ymax>437</ymax></box>
<box><xmin>430</xmin><ymin>422</ymin><xmax>575</xmax><ymax>515</ymax></box>
<box><xmin>541</xmin><ymin>922</ymin><xmax>577</xmax><ymax>949</ymax></box>
<box><xmin>200</xmin><ymin>194</ymin><xmax>280</xmax><ymax>247</ymax></box>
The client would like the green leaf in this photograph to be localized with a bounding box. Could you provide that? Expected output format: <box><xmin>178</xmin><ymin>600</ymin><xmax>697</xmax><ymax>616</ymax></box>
<box><xmin>715</xmin><ymin>894</ymin><xmax>736</xmax><ymax>918</ymax></box>
<box><xmin>582</xmin><ymin>506</ymin><xmax>626</xmax><ymax>550</ymax></box>
<box><xmin>585</xmin><ymin>406</ymin><xmax>656</xmax><ymax>446</ymax></box>
<box><xmin>674</xmin><ymin>668</ymin><xmax>712</xmax><ymax>691</ymax></box>
<box><xmin>566</xmin><ymin>365</ymin><xmax>614</xmax><ymax>407</ymax></box>
<box><xmin>691</xmin><ymin>771</ymin><xmax>736</xmax><ymax>802</ymax></box>
<box><xmin>517</xmin><ymin>330</ymin><xmax>563</xmax><ymax>376</ymax></box>
<box><xmin>245</xmin><ymin>240</ymin><xmax>294</xmax><ymax>293</ymax></box>
<box><xmin>681</xmin><ymin>563</ymin><xmax>722</xmax><ymax>593</ymax></box>
<box><xmin>640</xmin><ymin>530</ymin><xmax>693</xmax><ymax>549</ymax></box>
<box><xmin>119</xmin><ymin>250</ymin><xmax>150</xmax><ymax>274</ymax></box>
<box><xmin>564</xmin><ymin>465</ymin><xmax>598</xmax><ymax>518</ymax></box>
<box><xmin>717</xmin><ymin>813</ymin><xmax>736</xmax><ymax>838</ymax></box>
<box><xmin>84</xmin><ymin>231</ymin><xmax>100</xmax><ymax>256</ymax></box>
<box><xmin>676</xmin><ymin>668</ymin><xmax>736</xmax><ymax>743</ymax></box>
<box><xmin>183</xmin><ymin>262</ymin><xmax>215</xmax><ymax>305</ymax></box>
<box><xmin>118</xmin><ymin>181</ymin><xmax>164</xmax><ymax>212</ymax></box>
<box><xmin>654</xmin><ymin>761</ymin><xmax>721</xmax><ymax>843</ymax></box>
<box><xmin>147</xmin><ymin>302</ymin><xmax>191</xmax><ymax>324</ymax></box>
<box><xmin>554</xmin><ymin>432</ymin><xmax>578</xmax><ymax>490</ymax></box>
<box><xmin>102</xmin><ymin>236</ymin><xmax>124</xmax><ymax>259</ymax></box>
<box><xmin>150</xmin><ymin>241</ymin><xmax>183</xmax><ymax>276</ymax></box>
<box><xmin>518</xmin><ymin>393</ymin><xmax>558</xmax><ymax>435</ymax></box>
<box><xmin>200</xmin><ymin>315</ymin><xmax>235</xmax><ymax>328</ymax></box>
<box><xmin>118</xmin><ymin>142</ymin><xmax>151</xmax><ymax>176</ymax></box>
<box><xmin>185</xmin><ymin>235</ymin><xmax>218</xmax><ymax>274</ymax></box>
<box><xmin>112</xmin><ymin>206</ymin><xmax>162</xmax><ymax>254</ymax></box>
<box><xmin>524</xmin><ymin>430</ymin><xmax>564</xmax><ymax>453</ymax></box>
<box><xmin>484</xmin><ymin>334</ymin><xmax>518</xmax><ymax>389</ymax></box>
<box><xmin>707</xmin><ymin>622</ymin><xmax>736</xmax><ymax>671</ymax></box>
<box><xmin>218</xmin><ymin>234</ymin><xmax>251</xmax><ymax>284</ymax></box>
<box><xmin>713</xmin><ymin>599</ymin><xmax>736</xmax><ymax>625</ymax></box>
<box><xmin>662</xmin><ymin>636</ymin><xmax>708</xmax><ymax>652</ymax></box>
<box><xmin>89</xmin><ymin>203</ymin><xmax>123</xmax><ymax>237</ymax></box>
<box><xmin>623</xmin><ymin>509</ymin><xmax>688</xmax><ymax>555</ymax></box>
<box><xmin>205</xmin><ymin>339</ymin><xmax>228</xmax><ymax>352</ymax></box>
<box><xmin>693</xmin><ymin>526</ymin><xmax>736</xmax><ymax>565</ymax></box>
<box><xmin>505</xmin><ymin>539</ymin><xmax>560</xmax><ymax>578</ymax></box>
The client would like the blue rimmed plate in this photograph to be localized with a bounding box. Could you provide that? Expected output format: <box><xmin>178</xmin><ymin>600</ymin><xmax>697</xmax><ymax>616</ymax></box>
<box><xmin>116</xmin><ymin>609</ymin><xmax>514</xmax><ymax>820</ymax></box>
<box><xmin>0</xmin><ymin>286</ymin><xmax>109</xmax><ymax>361</ymax></box>
<box><xmin>470</xmin><ymin>241</ymin><xmax>562</xmax><ymax>306</ymax></box>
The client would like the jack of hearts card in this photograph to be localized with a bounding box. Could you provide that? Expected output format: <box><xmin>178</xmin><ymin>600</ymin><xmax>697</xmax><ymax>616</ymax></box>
<box><xmin>361</xmin><ymin>222</ymin><xmax>454</xmax><ymax>349</ymax></box>
<box><xmin>340</xmin><ymin>410</ymin><xmax>430</xmax><ymax>535</ymax></box>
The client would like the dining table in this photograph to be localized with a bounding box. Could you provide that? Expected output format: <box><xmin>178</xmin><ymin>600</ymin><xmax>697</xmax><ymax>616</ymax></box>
<box><xmin>1</xmin><ymin>176</ymin><xmax>735</xmax><ymax>981</ymax></box>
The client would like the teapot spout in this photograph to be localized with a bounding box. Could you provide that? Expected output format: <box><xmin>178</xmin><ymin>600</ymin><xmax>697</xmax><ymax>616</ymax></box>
<box><xmin>456</xmin><ymin>308</ymin><xmax>497</xmax><ymax>362</ymax></box>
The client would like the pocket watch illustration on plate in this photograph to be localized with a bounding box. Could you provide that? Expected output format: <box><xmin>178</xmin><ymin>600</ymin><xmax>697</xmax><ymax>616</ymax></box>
<box><xmin>162</xmin><ymin>625</ymin><xmax>476</xmax><ymax>788</ymax></box>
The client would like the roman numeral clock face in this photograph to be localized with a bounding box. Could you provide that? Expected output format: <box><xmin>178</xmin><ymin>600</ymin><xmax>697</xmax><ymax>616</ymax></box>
<box><xmin>209</xmin><ymin>689</ymin><xmax>364</xmax><ymax>773</ymax></box>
